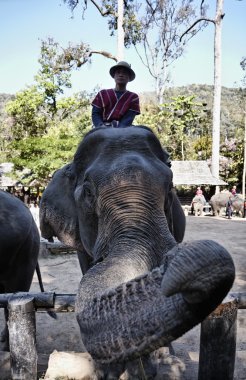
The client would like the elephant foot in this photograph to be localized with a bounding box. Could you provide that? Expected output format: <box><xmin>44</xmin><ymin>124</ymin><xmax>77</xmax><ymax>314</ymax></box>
<box><xmin>119</xmin><ymin>351</ymin><xmax>186</xmax><ymax>380</ymax></box>
<box><xmin>100</xmin><ymin>354</ymin><xmax>158</xmax><ymax>379</ymax></box>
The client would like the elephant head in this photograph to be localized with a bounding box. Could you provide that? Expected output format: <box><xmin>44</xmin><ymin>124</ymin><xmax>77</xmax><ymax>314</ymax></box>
<box><xmin>40</xmin><ymin>126</ymin><xmax>235</xmax><ymax>366</ymax></box>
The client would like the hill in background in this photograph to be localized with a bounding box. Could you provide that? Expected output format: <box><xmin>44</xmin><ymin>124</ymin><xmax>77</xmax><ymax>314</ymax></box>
<box><xmin>0</xmin><ymin>85</ymin><xmax>243</xmax><ymax>138</ymax></box>
<box><xmin>139</xmin><ymin>84</ymin><xmax>243</xmax><ymax>137</ymax></box>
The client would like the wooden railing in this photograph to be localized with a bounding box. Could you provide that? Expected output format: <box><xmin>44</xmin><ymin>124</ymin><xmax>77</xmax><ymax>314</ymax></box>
<box><xmin>0</xmin><ymin>291</ymin><xmax>245</xmax><ymax>379</ymax></box>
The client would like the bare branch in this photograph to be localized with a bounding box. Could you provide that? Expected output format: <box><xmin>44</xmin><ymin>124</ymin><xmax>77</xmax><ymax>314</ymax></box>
<box><xmin>89</xmin><ymin>50</ymin><xmax>117</xmax><ymax>61</ymax></box>
<box><xmin>200</xmin><ymin>0</ymin><xmax>205</xmax><ymax>15</ymax></box>
<box><xmin>180</xmin><ymin>17</ymin><xmax>215</xmax><ymax>42</ymax></box>
<box><xmin>90</xmin><ymin>0</ymin><xmax>113</xmax><ymax>16</ymax></box>
<box><xmin>133</xmin><ymin>43</ymin><xmax>156</xmax><ymax>80</ymax></box>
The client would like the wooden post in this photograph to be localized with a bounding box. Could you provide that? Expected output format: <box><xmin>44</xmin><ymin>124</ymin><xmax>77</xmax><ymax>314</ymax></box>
<box><xmin>8</xmin><ymin>294</ymin><xmax>37</xmax><ymax>380</ymax></box>
<box><xmin>198</xmin><ymin>301</ymin><xmax>237</xmax><ymax>380</ymax></box>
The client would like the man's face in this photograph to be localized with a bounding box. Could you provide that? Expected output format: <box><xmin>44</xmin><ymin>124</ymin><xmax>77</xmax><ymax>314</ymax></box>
<box><xmin>114</xmin><ymin>67</ymin><xmax>130</xmax><ymax>85</ymax></box>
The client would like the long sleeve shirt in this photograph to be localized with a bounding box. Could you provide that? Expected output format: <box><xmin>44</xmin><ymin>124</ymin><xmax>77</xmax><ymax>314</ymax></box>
<box><xmin>91</xmin><ymin>89</ymin><xmax>140</xmax><ymax>128</ymax></box>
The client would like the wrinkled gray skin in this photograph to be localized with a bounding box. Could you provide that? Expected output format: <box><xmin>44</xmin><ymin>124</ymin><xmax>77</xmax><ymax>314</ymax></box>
<box><xmin>191</xmin><ymin>195</ymin><xmax>205</xmax><ymax>216</ymax></box>
<box><xmin>40</xmin><ymin>126</ymin><xmax>235</xmax><ymax>377</ymax></box>
<box><xmin>0</xmin><ymin>190</ymin><xmax>40</xmax><ymax>349</ymax></box>
<box><xmin>210</xmin><ymin>191</ymin><xmax>244</xmax><ymax>216</ymax></box>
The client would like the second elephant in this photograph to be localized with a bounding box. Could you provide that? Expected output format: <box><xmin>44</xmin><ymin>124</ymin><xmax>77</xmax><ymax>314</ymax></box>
<box><xmin>210</xmin><ymin>191</ymin><xmax>244</xmax><ymax>216</ymax></box>
<box><xmin>191</xmin><ymin>195</ymin><xmax>206</xmax><ymax>216</ymax></box>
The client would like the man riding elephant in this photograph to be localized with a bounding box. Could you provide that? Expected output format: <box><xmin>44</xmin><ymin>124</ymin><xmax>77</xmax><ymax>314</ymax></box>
<box><xmin>91</xmin><ymin>61</ymin><xmax>140</xmax><ymax>128</ymax></box>
<box><xmin>210</xmin><ymin>191</ymin><xmax>244</xmax><ymax>217</ymax></box>
<box><xmin>191</xmin><ymin>187</ymin><xmax>206</xmax><ymax>216</ymax></box>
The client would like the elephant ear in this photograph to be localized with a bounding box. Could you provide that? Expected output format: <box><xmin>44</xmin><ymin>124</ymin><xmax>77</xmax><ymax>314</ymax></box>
<box><xmin>154</xmin><ymin>143</ymin><xmax>185</xmax><ymax>243</ymax></box>
<box><xmin>143</xmin><ymin>130</ymin><xmax>185</xmax><ymax>243</ymax></box>
<box><xmin>40</xmin><ymin>163</ymin><xmax>83</xmax><ymax>251</ymax></box>
<box><xmin>165</xmin><ymin>188</ymin><xmax>186</xmax><ymax>243</ymax></box>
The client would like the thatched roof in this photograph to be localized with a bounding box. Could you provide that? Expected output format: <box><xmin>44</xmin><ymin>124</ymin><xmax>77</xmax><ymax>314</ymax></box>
<box><xmin>171</xmin><ymin>161</ymin><xmax>227</xmax><ymax>186</ymax></box>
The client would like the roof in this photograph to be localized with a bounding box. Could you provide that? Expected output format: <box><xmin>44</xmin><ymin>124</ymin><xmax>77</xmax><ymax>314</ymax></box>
<box><xmin>0</xmin><ymin>163</ymin><xmax>17</xmax><ymax>187</ymax></box>
<box><xmin>0</xmin><ymin>175</ymin><xmax>18</xmax><ymax>187</ymax></box>
<box><xmin>171</xmin><ymin>160</ymin><xmax>227</xmax><ymax>186</ymax></box>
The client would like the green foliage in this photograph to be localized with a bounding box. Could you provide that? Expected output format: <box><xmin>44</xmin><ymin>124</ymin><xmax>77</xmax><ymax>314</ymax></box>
<box><xmin>35</xmin><ymin>38</ymin><xmax>73</xmax><ymax>115</ymax></box>
<box><xmin>1</xmin><ymin>83</ymin><xmax>245</xmax><ymax>187</ymax></box>
<box><xmin>5</xmin><ymin>113</ymin><xmax>91</xmax><ymax>184</ymax></box>
<box><xmin>63</xmin><ymin>0</ymin><xmax>142</xmax><ymax>47</ymax></box>
<box><xmin>137</xmin><ymin>95</ymin><xmax>210</xmax><ymax>160</ymax></box>
<box><xmin>5</xmin><ymin>86</ymin><xmax>47</xmax><ymax>139</ymax></box>
<box><xmin>1</xmin><ymin>36</ymin><xmax>94</xmax><ymax>183</ymax></box>
<box><xmin>220</xmin><ymin>138</ymin><xmax>244</xmax><ymax>187</ymax></box>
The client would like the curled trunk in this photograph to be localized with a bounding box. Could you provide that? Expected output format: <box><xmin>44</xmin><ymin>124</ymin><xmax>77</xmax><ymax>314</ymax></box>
<box><xmin>76</xmin><ymin>240</ymin><xmax>235</xmax><ymax>363</ymax></box>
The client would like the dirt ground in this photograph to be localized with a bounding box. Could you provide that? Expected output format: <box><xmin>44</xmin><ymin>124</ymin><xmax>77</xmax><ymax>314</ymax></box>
<box><xmin>0</xmin><ymin>214</ymin><xmax>246</xmax><ymax>379</ymax></box>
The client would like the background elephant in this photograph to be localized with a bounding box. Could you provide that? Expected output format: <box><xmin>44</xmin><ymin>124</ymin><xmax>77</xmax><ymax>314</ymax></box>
<box><xmin>230</xmin><ymin>194</ymin><xmax>244</xmax><ymax>216</ymax></box>
<box><xmin>191</xmin><ymin>195</ymin><xmax>205</xmax><ymax>216</ymax></box>
<box><xmin>210</xmin><ymin>191</ymin><xmax>244</xmax><ymax>217</ymax></box>
<box><xmin>40</xmin><ymin>126</ymin><xmax>235</xmax><ymax>377</ymax></box>
<box><xmin>0</xmin><ymin>190</ymin><xmax>40</xmax><ymax>349</ymax></box>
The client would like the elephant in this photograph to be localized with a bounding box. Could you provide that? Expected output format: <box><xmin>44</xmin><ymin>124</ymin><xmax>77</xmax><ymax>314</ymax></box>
<box><xmin>230</xmin><ymin>194</ymin><xmax>244</xmax><ymax>216</ymax></box>
<box><xmin>0</xmin><ymin>190</ymin><xmax>41</xmax><ymax>349</ymax></box>
<box><xmin>191</xmin><ymin>195</ymin><xmax>206</xmax><ymax>216</ymax></box>
<box><xmin>40</xmin><ymin>126</ymin><xmax>235</xmax><ymax>377</ymax></box>
<box><xmin>209</xmin><ymin>191</ymin><xmax>244</xmax><ymax>217</ymax></box>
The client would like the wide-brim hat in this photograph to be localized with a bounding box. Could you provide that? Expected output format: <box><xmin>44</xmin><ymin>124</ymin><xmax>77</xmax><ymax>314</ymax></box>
<box><xmin>109</xmin><ymin>61</ymin><xmax>136</xmax><ymax>81</ymax></box>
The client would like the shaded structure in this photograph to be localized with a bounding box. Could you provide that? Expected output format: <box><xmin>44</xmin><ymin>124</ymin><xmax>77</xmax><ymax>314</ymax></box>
<box><xmin>171</xmin><ymin>161</ymin><xmax>227</xmax><ymax>186</ymax></box>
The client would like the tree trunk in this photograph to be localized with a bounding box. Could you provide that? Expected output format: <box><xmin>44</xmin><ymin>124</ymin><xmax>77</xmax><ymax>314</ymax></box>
<box><xmin>242</xmin><ymin>101</ymin><xmax>246</xmax><ymax>200</ymax></box>
<box><xmin>211</xmin><ymin>0</ymin><xmax>224</xmax><ymax>193</ymax></box>
<box><xmin>117</xmin><ymin>0</ymin><xmax>124</xmax><ymax>61</ymax></box>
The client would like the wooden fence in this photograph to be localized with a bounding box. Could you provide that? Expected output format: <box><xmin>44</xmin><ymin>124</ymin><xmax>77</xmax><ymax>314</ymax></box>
<box><xmin>0</xmin><ymin>291</ymin><xmax>245</xmax><ymax>380</ymax></box>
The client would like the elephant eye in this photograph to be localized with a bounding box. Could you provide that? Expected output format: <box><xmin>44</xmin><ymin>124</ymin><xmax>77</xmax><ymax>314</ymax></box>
<box><xmin>81</xmin><ymin>182</ymin><xmax>95</xmax><ymax>209</ymax></box>
<box><xmin>83</xmin><ymin>184</ymin><xmax>92</xmax><ymax>198</ymax></box>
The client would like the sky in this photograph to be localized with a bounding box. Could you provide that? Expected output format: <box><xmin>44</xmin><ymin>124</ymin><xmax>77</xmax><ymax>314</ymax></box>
<box><xmin>1</xmin><ymin>0</ymin><xmax>246</xmax><ymax>96</ymax></box>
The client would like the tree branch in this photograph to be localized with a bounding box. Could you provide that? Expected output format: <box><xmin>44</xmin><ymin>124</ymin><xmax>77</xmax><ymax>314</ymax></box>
<box><xmin>89</xmin><ymin>50</ymin><xmax>117</xmax><ymax>61</ymax></box>
<box><xmin>180</xmin><ymin>17</ymin><xmax>215</xmax><ymax>42</ymax></box>
<box><xmin>90</xmin><ymin>0</ymin><xmax>113</xmax><ymax>16</ymax></box>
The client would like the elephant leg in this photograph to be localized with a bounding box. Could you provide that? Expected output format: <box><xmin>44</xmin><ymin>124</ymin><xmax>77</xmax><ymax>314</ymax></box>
<box><xmin>124</xmin><ymin>355</ymin><xmax>156</xmax><ymax>379</ymax></box>
<box><xmin>194</xmin><ymin>205</ymin><xmax>198</xmax><ymax>217</ymax></box>
<box><xmin>100</xmin><ymin>355</ymin><xmax>156</xmax><ymax>379</ymax></box>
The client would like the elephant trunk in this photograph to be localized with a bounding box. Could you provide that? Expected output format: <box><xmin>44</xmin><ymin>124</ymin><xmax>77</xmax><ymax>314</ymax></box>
<box><xmin>76</xmin><ymin>240</ymin><xmax>235</xmax><ymax>364</ymax></box>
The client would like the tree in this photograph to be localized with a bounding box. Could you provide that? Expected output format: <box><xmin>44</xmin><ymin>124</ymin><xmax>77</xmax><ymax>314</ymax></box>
<box><xmin>3</xmin><ymin>38</ymin><xmax>94</xmax><ymax>183</ymax></box>
<box><xmin>4</xmin><ymin>110</ymin><xmax>92</xmax><ymax>185</ymax></box>
<box><xmin>63</xmin><ymin>1</ymin><xmax>207</xmax><ymax>103</ymax></box>
<box><xmin>6</xmin><ymin>38</ymin><xmax>93</xmax><ymax>138</ymax></box>
<box><xmin>134</xmin><ymin>0</ymin><xmax>207</xmax><ymax>103</ymax></box>
<box><xmin>240</xmin><ymin>56</ymin><xmax>246</xmax><ymax>199</ymax></box>
<box><xmin>136</xmin><ymin>95</ymin><xmax>211</xmax><ymax>160</ymax></box>
<box><xmin>181</xmin><ymin>0</ymin><xmax>225</xmax><ymax>190</ymax></box>
<box><xmin>63</xmin><ymin>0</ymin><xmax>142</xmax><ymax>59</ymax></box>
<box><xmin>5</xmin><ymin>86</ymin><xmax>47</xmax><ymax>140</ymax></box>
